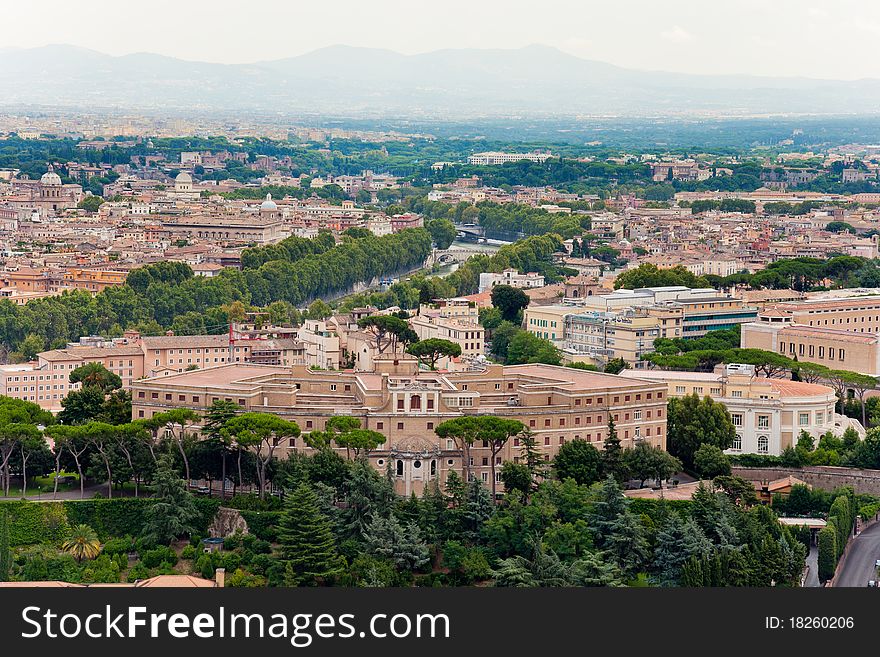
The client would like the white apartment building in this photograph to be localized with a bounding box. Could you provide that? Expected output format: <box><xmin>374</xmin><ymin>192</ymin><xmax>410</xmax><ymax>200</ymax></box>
<box><xmin>467</xmin><ymin>151</ymin><xmax>553</xmax><ymax>166</ymax></box>
<box><xmin>621</xmin><ymin>364</ymin><xmax>863</xmax><ymax>456</ymax></box>
<box><xmin>478</xmin><ymin>269</ymin><xmax>545</xmax><ymax>293</ymax></box>
<box><xmin>298</xmin><ymin>319</ymin><xmax>342</xmax><ymax>370</ymax></box>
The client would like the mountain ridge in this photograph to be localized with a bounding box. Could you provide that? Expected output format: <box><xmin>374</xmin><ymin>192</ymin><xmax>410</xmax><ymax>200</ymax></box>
<box><xmin>1</xmin><ymin>44</ymin><xmax>878</xmax><ymax>116</ymax></box>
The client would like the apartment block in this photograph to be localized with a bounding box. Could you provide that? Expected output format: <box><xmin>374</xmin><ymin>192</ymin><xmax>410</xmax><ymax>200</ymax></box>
<box><xmin>741</xmin><ymin>296</ymin><xmax>880</xmax><ymax>376</ymax></box>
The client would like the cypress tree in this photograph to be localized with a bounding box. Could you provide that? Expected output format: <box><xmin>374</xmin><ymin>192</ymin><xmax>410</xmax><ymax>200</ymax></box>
<box><xmin>278</xmin><ymin>483</ymin><xmax>343</xmax><ymax>586</ymax></box>
<box><xmin>817</xmin><ymin>524</ymin><xmax>838</xmax><ymax>582</ymax></box>
<box><xmin>602</xmin><ymin>417</ymin><xmax>625</xmax><ymax>482</ymax></box>
<box><xmin>680</xmin><ymin>555</ymin><xmax>707</xmax><ymax>587</ymax></box>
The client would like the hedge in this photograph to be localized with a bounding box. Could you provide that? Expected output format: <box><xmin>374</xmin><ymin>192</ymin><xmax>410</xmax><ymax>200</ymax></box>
<box><xmin>729</xmin><ymin>454</ymin><xmax>784</xmax><ymax>468</ymax></box>
<box><xmin>860</xmin><ymin>501</ymin><xmax>880</xmax><ymax>520</ymax></box>
<box><xmin>817</xmin><ymin>524</ymin><xmax>838</xmax><ymax>582</ymax></box>
<box><xmin>828</xmin><ymin>495</ymin><xmax>854</xmax><ymax>559</ymax></box>
<box><xmin>2</xmin><ymin>502</ymin><xmax>69</xmax><ymax>546</ymax></box>
<box><xmin>2</xmin><ymin>498</ymin><xmax>222</xmax><ymax>547</ymax></box>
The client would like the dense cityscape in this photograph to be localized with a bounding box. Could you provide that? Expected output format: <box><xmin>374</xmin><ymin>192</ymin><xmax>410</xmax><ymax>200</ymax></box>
<box><xmin>7</xmin><ymin>0</ymin><xmax>880</xmax><ymax>596</ymax></box>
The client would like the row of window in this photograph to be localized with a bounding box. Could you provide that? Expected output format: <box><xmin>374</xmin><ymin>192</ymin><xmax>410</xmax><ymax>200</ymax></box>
<box><xmin>730</xmin><ymin>435</ymin><xmax>769</xmax><ymax>453</ymax></box>
<box><xmin>675</xmin><ymin>385</ymin><xmax>723</xmax><ymax>395</ymax></box>
<box><xmin>780</xmin><ymin>341</ymin><xmax>846</xmax><ymax>361</ymax></box>
<box><xmin>730</xmin><ymin>413</ymin><xmax>772</xmax><ymax>429</ymax></box>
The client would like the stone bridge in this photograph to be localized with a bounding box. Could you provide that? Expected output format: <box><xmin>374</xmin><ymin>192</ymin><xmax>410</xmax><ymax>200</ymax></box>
<box><xmin>429</xmin><ymin>247</ymin><xmax>498</xmax><ymax>266</ymax></box>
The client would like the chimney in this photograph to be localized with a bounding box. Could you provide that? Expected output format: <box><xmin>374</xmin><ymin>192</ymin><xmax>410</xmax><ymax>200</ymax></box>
<box><xmin>215</xmin><ymin>567</ymin><xmax>226</xmax><ymax>588</ymax></box>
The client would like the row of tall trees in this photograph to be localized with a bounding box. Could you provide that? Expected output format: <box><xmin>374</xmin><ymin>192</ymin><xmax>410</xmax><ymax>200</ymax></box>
<box><xmin>0</xmin><ymin>229</ymin><xmax>434</xmax><ymax>355</ymax></box>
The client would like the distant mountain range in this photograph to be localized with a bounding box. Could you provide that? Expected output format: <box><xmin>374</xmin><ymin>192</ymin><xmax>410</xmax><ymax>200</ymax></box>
<box><xmin>2</xmin><ymin>44</ymin><xmax>880</xmax><ymax>118</ymax></box>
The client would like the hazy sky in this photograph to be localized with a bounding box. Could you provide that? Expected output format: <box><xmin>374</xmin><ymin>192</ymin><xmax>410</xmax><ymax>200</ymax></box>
<box><xmin>4</xmin><ymin>0</ymin><xmax>880</xmax><ymax>80</ymax></box>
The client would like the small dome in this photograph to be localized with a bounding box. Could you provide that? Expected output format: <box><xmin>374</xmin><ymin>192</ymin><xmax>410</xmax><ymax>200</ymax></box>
<box><xmin>40</xmin><ymin>170</ymin><xmax>62</xmax><ymax>186</ymax></box>
<box><xmin>175</xmin><ymin>172</ymin><xmax>192</xmax><ymax>183</ymax></box>
<box><xmin>260</xmin><ymin>193</ymin><xmax>277</xmax><ymax>211</ymax></box>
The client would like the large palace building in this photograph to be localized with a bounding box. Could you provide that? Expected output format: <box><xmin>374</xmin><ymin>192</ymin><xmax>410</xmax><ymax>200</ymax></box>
<box><xmin>130</xmin><ymin>357</ymin><xmax>668</xmax><ymax>496</ymax></box>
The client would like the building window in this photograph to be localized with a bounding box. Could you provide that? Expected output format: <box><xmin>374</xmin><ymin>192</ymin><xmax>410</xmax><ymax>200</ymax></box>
<box><xmin>732</xmin><ymin>434</ymin><xmax>741</xmax><ymax>450</ymax></box>
<box><xmin>757</xmin><ymin>435</ymin><xmax>769</xmax><ymax>454</ymax></box>
<box><xmin>731</xmin><ymin>390</ymin><xmax>742</xmax><ymax>398</ymax></box>
<box><xmin>396</xmin><ymin>460</ymin><xmax>404</xmax><ymax>476</ymax></box>
<box><xmin>799</xmin><ymin>412</ymin><xmax>810</xmax><ymax>427</ymax></box>
<box><xmin>757</xmin><ymin>415</ymin><xmax>770</xmax><ymax>430</ymax></box>
<box><xmin>633</xmin><ymin>409</ymin><xmax>642</xmax><ymax>420</ymax></box>
<box><xmin>376</xmin><ymin>422</ymin><xmax>384</xmax><ymax>430</ymax></box>
<box><xmin>839</xmin><ymin>349</ymin><xmax>846</xmax><ymax>361</ymax></box>
<box><xmin>397</xmin><ymin>422</ymin><xmax>404</xmax><ymax>430</ymax></box>
<box><xmin>675</xmin><ymin>386</ymin><xmax>686</xmax><ymax>394</ymax></box>
<box><xmin>731</xmin><ymin>413</ymin><xmax>743</xmax><ymax>427</ymax></box>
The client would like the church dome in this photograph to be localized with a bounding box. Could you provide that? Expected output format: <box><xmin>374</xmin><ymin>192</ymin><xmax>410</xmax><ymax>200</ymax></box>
<box><xmin>175</xmin><ymin>172</ymin><xmax>193</xmax><ymax>184</ymax></box>
<box><xmin>40</xmin><ymin>170</ymin><xmax>62</xmax><ymax>186</ymax></box>
<box><xmin>260</xmin><ymin>193</ymin><xmax>278</xmax><ymax>211</ymax></box>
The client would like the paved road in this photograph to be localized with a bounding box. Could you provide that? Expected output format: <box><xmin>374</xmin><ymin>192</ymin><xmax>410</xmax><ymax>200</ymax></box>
<box><xmin>835</xmin><ymin>520</ymin><xmax>880</xmax><ymax>587</ymax></box>
<box><xmin>804</xmin><ymin>546</ymin><xmax>820</xmax><ymax>588</ymax></box>
<box><xmin>0</xmin><ymin>482</ymin><xmax>109</xmax><ymax>501</ymax></box>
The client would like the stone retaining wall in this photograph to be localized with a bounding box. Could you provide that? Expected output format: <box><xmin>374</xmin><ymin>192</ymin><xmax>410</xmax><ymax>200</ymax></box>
<box><xmin>732</xmin><ymin>465</ymin><xmax>880</xmax><ymax>495</ymax></box>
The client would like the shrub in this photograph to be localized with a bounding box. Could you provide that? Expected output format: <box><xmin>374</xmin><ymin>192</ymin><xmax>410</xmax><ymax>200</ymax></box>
<box><xmin>249</xmin><ymin>553</ymin><xmax>272</xmax><ymax>576</ymax></box>
<box><xmin>223</xmin><ymin>533</ymin><xmax>243</xmax><ymax>551</ymax></box>
<box><xmin>126</xmin><ymin>562</ymin><xmax>150</xmax><ymax>582</ymax></box>
<box><xmin>196</xmin><ymin>553</ymin><xmax>215</xmax><ymax>579</ymax></box>
<box><xmin>181</xmin><ymin>544</ymin><xmax>197</xmax><ymax>560</ymax></box>
<box><xmin>102</xmin><ymin>536</ymin><xmax>135</xmax><ymax>556</ymax></box>
<box><xmin>141</xmin><ymin>546</ymin><xmax>178</xmax><ymax>569</ymax></box>
<box><xmin>226</xmin><ymin>568</ymin><xmax>267</xmax><ymax>588</ymax></box>
<box><xmin>80</xmin><ymin>554</ymin><xmax>121</xmax><ymax>584</ymax></box>
<box><xmin>220</xmin><ymin>552</ymin><xmax>242</xmax><ymax>572</ymax></box>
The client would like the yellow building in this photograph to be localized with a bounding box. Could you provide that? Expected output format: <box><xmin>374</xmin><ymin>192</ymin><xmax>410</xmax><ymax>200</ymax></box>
<box><xmin>524</xmin><ymin>304</ymin><xmax>574</xmax><ymax>344</ymax></box>
<box><xmin>741</xmin><ymin>298</ymin><xmax>880</xmax><ymax>375</ymax></box>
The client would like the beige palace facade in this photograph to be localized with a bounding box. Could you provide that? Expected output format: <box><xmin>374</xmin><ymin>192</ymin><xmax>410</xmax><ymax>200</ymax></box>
<box><xmin>130</xmin><ymin>358</ymin><xmax>668</xmax><ymax>496</ymax></box>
